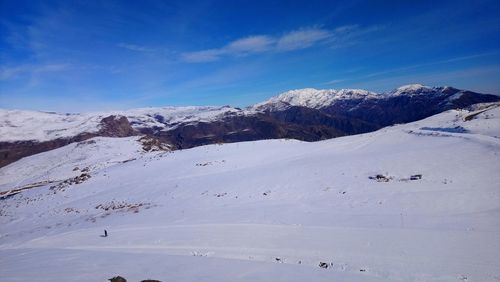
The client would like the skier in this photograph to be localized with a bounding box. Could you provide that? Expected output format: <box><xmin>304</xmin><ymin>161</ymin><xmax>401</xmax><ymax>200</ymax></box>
<box><xmin>104</xmin><ymin>230</ymin><xmax>108</xmax><ymax>237</ymax></box>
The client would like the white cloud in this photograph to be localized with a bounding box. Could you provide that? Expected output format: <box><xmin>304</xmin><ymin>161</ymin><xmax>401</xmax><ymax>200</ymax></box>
<box><xmin>323</xmin><ymin>78</ymin><xmax>346</xmax><ymax>85</ymax></box>
<box><xmin>117</xmin><ymin>43</ymin><xmax>155</xmax><ymax>53</ymax></box>
<box><xmin>181</xmin><ymin>49</ymin><xmax>224</xmax><ymax>63</ymax></box>
<box><xmin>0</xmin><ymin>64</ymin><xmax>68</xmax><ymax>80</ymax></box>
<box><xmin>182</xmin><ymin>35</ymin><xmax>274</xmax><ymax>63</ymax></box>
<box><xmin>181</xmin><ymin>25</ymin><xmax>365</xmax><ymax>63</ymax></box>
<box><xmin>225</xmin><ymin>35</ymin><xmax>275</xmax><ymax>54</ymax></box>
<box><xmin>276</xmin><ymin>28</ymin><xmax>331</xmax><ymax>51</ymax></box>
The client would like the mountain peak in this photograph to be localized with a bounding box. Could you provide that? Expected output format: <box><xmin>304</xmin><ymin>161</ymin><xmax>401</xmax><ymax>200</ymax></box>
<box><xmin>259</xmin><ymin>88</ymin><xmax>377</xmax><ymax>109</ymax></box>
<box><xmin>391</xmin><ymin>84</ymin><xmax>433</xmax><ymax>96</ymax></box>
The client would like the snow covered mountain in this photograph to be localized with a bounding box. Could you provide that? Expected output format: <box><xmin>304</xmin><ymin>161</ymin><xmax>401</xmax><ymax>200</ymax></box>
<box><xmin>256</xmin><ymin>84</ymin><xmax>500</xmax><ymax>135</ymax></box>
<box><xmin>0</xmin><ymin>106</ymin><xmax>246</xmax><ymax>167</ymax></box>
<box><xmin>1</xmin><ymin>103</ymin><xmax>499</xmax><ymax>281</ymax></box>
<box><xmin>389</xmin><ymin>83</ymin><xmax>435</xmax><ymax>96</ymax></box>
<box><xmin>1</xmin><ymin>85</ymin><xmax>498</xmax><ymax>168</ymax></box>
<box><xmin>254</xmin><ymin>88</ymin><xmax>378</xmax><ymax>109</ymax></box>
<box><xmin>256</xmin><ymin>84</ymin><xmax>497</xmax><ymax>110</ymax></box>
<box><xmin>0</xmin><ymin>106</ymin><xmax>242</xmax><ymax>143</ymax></box>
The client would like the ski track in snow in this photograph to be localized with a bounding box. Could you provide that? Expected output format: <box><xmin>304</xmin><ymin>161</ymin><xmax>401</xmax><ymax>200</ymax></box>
<box><xmin>1</xmin><ymin>224</ymin><xmax>498</xmax><ymax>281</ymax></box>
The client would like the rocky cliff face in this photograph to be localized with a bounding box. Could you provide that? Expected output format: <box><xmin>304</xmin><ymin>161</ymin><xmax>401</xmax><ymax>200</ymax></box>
<box><xmin>99</xmin><ymin>115</ymin><xmax>136</xmax><ymax>137</ymax></box>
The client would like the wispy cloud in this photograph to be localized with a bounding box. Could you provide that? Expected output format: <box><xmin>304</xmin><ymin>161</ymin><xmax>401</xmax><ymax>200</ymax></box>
<box><xmin>182</xmin><ymin>25</ymin><xmax>365</xmax><ymax>63</ymax></box>
<box><xmin>320</xmin><ymin>51</ymin><xmax>500</xmax><ymax>86</ymax></box>
<box><xmin>226</xmin><ymin>35</ymin><xmax>275</xmax><ymax>54</ymax></box>
<box><xmin>182</xmin><ymin>35</ymin><xmax>275</xmax><ymax>63</ymax></box>
<box><xmin>181</xmin><ymin>49</ymin><xmax>223</xmax><ymax>63</ymax></box>
<box><xmin>323</xmin><ymin>78</ymin><xmax>346</xmax><ymax>85</ymax></box>
<box><xmin>117</xmin><ymin>43</ymin><xmax>155</xmax><ymax>53</ymax></box>
<box><xmin>363</xmin><ymin>51</ymin><xmax>500</xmax><ymax>78</ymax></box>
<box><xmin>0</xmin><ymin>64</ymin><xmax>69</xmax><ymax>80</ymax></box>
<box><xmin>277</xmin><ymin>28</ymin><xmax>331</xmax><ymax>51</ymax></box>
<box><xmin>351</xmin><ymin>65</ymin><xmax>500</xmax><ymax>94</ymax></box>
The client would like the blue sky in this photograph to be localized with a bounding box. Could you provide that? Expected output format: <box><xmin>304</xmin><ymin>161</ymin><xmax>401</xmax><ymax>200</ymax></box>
<box><xmin>1</xmin><ymin>0</ymin><xmax>499</xmax><ymax>112</ymax></box>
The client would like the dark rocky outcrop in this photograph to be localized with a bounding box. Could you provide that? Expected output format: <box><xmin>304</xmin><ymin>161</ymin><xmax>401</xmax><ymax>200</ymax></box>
<box><xmin>147</xmin><ymin>108</ymin><xmax>377</xmax><ymax>151</ymax></box>
<box><xmin>100</xmin><ymin>115</ymin><xmax>136</xmax><ymax>137</ymax></box>
<box><xmin>109</xmin><ymin>276</ymin><xmax>127</xmax><ymax>282</ymax></box>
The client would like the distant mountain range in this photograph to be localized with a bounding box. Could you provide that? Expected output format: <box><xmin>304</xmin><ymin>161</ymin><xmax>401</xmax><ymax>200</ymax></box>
<box><xmin>1</xmin><ymin>84</ymin><xmax>499</xmax><ymax>167</ymax></box>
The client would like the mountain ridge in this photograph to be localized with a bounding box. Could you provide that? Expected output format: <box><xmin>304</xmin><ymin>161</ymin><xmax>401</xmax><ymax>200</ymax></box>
<box><xmin>1</xmin><ymin>84</ymin><xmax>499</xmax><ymax>168</ymax></box>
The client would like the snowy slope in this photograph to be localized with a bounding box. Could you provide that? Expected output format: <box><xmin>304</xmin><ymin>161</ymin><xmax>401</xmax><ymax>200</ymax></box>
<box><xmin>0</xmin><ymin>106</ymin><xmax>243</xmax><ymax>142</ymax></box>
<box><xmin>0</xmin><ymin>104</ymin><xmax>500</xmax><ymax>281</ymax></box>
<box><xmin>0</xmin><ymin>109</ymin><xmax>103</xmax><ymax>142</ymax></box>
<box><xmin>0</xmin><ymin>136</ymin><xmax>147</xmax><ymax>187</ymax></box>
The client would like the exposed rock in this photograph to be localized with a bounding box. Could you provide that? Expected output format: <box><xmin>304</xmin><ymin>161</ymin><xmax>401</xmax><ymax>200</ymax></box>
<box><xmin>95</xmin><ymin>201</ymin><xmax>152</xmax><ymax>213</ymax></box>
<box><xmin>99</xmin><ymin>115</ymin><xmax>135</xmax><ymax>137</ymax></box>
<box><xmin>50</xmin><ymin>173</ymin><xmax>91</xmax><ymax>192</ymax></box>
<box><xmin>410</xmin><ymin>174</ymin><xmax>422</xmax><ymax>180</ymax></box>
<box><xmin>109</xmin><ymin>276</ymin><xmax>127</xmax><ymax>282</ymax></box>
<box><xmin>139</xmin><ymin>136</ymin><xmax>171</xmax><ymax>152</ymax></box>
<box><xmin>369</xmin><ymin>174</ymin><xmax>392</xmax><ymax>182</ymax></box>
